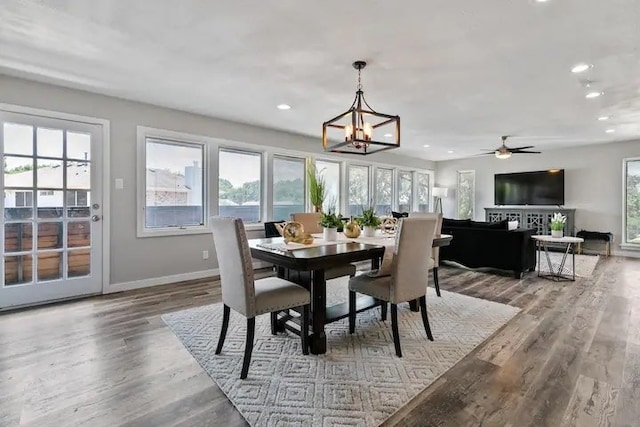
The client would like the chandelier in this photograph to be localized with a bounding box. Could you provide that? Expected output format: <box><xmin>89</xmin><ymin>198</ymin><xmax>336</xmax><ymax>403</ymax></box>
<box><xmin>322</xmin><ymin>61</ymin><xmax>400</xmax><ymax>155</ymax></box>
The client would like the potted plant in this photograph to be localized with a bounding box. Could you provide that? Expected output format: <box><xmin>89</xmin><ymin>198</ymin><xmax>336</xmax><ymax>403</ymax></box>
<box><xmin>550</xmin><ymin>212</ymin><xmax>566</xmax><ymax>238</ymax></box>
<box><xmin>359</xmin><ymin>206</ymin><xmax>381</xmax><ymax>237</ymax></box>
<box><xmin>319</xmin><ymin>209</ymin><xmax>343</xmax><ymax>241</ymax></box>
<box><xmin>307</xmin><ymin>160</ymin><xmax>326</xmax><ymax>213</ymax></box>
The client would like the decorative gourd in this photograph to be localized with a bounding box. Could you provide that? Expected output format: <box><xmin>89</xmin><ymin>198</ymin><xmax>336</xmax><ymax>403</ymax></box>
<box><xmin>343</xmin><ymin>218</ymin><xmax>361</xmax><ymax>238</ymax></box>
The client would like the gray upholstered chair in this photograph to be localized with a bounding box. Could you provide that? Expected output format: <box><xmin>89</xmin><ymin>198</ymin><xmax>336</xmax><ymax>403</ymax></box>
<box><xmin>211</xmin><ymin>217</ymin><xmax>310</xmax><ymax>379</ymax></box>
<box><xmin>348</xmin><ymin>217</ymin><xmax>438</xmax><ymax>357</ymax></box>
<box><xmin>290</xmin><ymin>212</ymin><xmax>356</xmax><ymax>280</ymax></box>
<box><xmin>409</xmin><ymin>212</ymin><xmax>444</xmax><ymax>297</ymax></box>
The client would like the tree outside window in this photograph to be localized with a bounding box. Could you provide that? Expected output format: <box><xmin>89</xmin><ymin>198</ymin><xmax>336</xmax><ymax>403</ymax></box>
<box><xmin>625</xmin><ymin>159</ymin><xmax>640</xmax><ymax>245</ymax></box>
<box><xmin>457</xmin><ymin>170</ymin><xmax>475</xmax><ymax>220</ymax></box>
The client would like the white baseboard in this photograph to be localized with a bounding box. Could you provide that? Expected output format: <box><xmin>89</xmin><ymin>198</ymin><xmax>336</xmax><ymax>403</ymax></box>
<box><xmin>107</xmin><ymin>261</ymin><xmax>272</xmax><ymax>294</ymax></box>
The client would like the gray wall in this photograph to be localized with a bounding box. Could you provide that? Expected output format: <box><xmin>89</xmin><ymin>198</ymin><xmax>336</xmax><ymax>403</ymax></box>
<box><xmin>435</xmin><ymin>140</ymin><xmax>640</xmax><ymax>255</ymax></box>
<box><xmin>0</xmin><ymin>74</ymin><xmax>435</xmax><ymax>285</ymax></box>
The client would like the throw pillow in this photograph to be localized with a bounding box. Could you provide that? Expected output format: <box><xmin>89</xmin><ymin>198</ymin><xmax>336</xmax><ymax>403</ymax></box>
<box><xmin>508</xmin><ymin>220</ymin><xmax>519</xmax><ymax>231</ymax></box>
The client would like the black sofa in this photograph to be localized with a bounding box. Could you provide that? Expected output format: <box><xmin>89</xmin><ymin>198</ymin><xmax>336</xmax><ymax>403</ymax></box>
<box><xmin>440</xmin><ymin>218</ymin><xmax>537</xmax><ymax>278</ymax></box>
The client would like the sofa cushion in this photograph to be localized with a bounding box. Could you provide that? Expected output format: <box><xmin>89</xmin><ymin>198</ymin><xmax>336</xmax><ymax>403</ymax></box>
<box><xmin>443</xmin><ymin>218</ymin><xmax>472</xmax><ymax>228</ymax></box>
<box><xmin>469</xmin><ymin>220</ymin><xmax>509</xmax><ymax>230</ymax></box>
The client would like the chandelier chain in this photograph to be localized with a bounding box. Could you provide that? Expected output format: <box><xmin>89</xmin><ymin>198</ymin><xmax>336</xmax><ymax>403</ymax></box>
<box><xmin>357</xmin><ymin>68</ymin><xmax>362</xmax><ymax>91</ymax></box>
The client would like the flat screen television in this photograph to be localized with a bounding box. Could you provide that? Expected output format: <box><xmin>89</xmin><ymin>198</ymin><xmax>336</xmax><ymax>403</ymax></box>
<box><xmin>494</xmin><ymin>170</ymin><xmax>565</xmax><ymax>205</ymax></box>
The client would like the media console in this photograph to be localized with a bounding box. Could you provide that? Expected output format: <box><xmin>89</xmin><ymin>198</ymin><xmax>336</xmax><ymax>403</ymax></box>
<box><xmin>485</xmin><ymin>207</ymin><xmax>576</xmax><ymax>236</ymax></box>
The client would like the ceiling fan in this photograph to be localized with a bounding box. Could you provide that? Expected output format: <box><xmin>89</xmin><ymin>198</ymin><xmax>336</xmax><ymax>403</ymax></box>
<box><xmin>480</xmin><ymin>136</ymin><xmax>541</xmax><ymax>159</ymax></box>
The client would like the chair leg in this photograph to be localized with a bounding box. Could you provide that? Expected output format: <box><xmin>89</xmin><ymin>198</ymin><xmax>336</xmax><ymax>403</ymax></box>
<box><xmin>391</xmin><ymin>304</ymin><xmax>402</xmax><ymax>358</ymax></box>
<box><xmin>381</xmin><ymin>301</ymin><xmax>388</xmax><ymax>321</ymax></box>
<box><xmin>301</xmin><ymin>305</ymin><xmax>309</xmax><ymax>355</ymax></box>
<box><xmin>349</xmin><ymin>290</ymin><xmax>356</xmax><ymax>334</ymax></box>
<box><xmin>419</xmin><ymin>296</ymin><xmax>434</xmax><ymax>341</ymax></box>
<box><xmin>240</xmin><ymin>317</ymin><xmax>255</xmax><ymax>380</ymax></box>
<box><xmin>270</xmin><ymin>311</ymin><xmax>278</xmax><ymax>335</ymax></box>
<box><xmin>215</xmin><ymin>304</ymin><xmax>230</xmax><ymax>355</ymax></box>
<box><xmin>433</xmin><ymin>267</ymin><xmax>441</xmax><ymax>297</ymax></box>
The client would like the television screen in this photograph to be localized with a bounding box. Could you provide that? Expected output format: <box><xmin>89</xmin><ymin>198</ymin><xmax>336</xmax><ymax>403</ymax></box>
<box><xmin>495</xmin><ymin>170</ymin><xmax>565</xmax><ymax>205</ymax></box>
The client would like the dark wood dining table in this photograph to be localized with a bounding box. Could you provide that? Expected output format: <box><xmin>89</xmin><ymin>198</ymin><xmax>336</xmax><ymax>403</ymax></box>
<box><xmin>248</xmin><ymin>234</ymin><xmax>453</xmax><ymax>354</ymax></box>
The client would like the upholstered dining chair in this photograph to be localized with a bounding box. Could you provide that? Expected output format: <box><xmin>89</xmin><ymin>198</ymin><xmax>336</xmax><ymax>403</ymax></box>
<box><xmin>409</xmin><ymin>212</ymin><xmax>444</xmax><ymax>297</ymax></box>
<box><xmin>348</xmin><ymin>217</ymin><xmax>438</xmax><ymax>357</ymax></box>
<box><xmin>210</xmin><ymin>217</ymin><xmax>310</xmax><ymax>379</ymax></box>
<box><xmin>290</xmin><ymin>212</ymin><xmax>356</xmax><ymax>280</ymax></box>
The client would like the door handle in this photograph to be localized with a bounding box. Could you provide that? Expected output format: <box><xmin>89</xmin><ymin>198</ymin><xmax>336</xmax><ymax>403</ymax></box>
<box><xmin>91</xmin><ymin>215</ymin><xmax>102</xmax><ymax>222</ymax></box>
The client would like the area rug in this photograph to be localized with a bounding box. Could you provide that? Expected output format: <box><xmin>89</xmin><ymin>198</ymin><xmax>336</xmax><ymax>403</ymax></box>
<box><xmin>162</xmin><ymin>279</ymin><xmax>520</xmax><ymax>426</ymax></box>
<box><xmin>537</xmin><ymin>251</ymin><xmax>599</xmax><ymax>278</ymax></box>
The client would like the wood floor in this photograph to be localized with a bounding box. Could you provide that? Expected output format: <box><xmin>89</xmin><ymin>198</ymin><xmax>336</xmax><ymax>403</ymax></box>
<box><xmin>1</xmin><ymin>256</ymin><xmax>639</xmax><ymax>427</ymax></box>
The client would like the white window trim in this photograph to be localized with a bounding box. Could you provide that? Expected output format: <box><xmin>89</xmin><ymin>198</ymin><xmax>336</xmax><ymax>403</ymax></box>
<box><xmin>456</xmin><ymin>170</ymin><xmax>476</xmax><ymax>220</ymax></box>
<box><xmin>622</xmin><ymin>157</ymin><xmax>640</xmax><ymax>251</ymax></box>
<box><xmin>374</xmin><ymin>166</ymin><xmax>395</xmax><ymax>216</ymax></box>
<box><xmin>313</xmin><ymin>157</ymin><xmax>343</xmax><ymax>213</ymax></box>
<box><xmin>136</xmin><ymin>126</ymin><xmax>210</xmax><ymax>237</ymax></box>
<box><xmin>137</xmin><ymin>126</ymin><xmax>436</xmax><ymax>235</ymax></box>
<box><xmin>416</xmin><ymin>171</ymin><xmax>431</xmax><ymax>212</ymax></box>
<box><xmin>397</xmin><ymin>169</ymin><xmax>414</xmax><ymax>212</ymax></box>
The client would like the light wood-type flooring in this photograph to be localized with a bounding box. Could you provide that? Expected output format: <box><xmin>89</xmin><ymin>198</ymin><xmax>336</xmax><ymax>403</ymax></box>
<box><xmin>1</xmin><ymin>255</ymin><xmax>639</xmax><ymax>426</ymax></box>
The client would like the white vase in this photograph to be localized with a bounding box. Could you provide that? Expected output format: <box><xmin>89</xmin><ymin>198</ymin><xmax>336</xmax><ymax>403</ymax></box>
<box><xmin>551</xmin><ymin>229</ymin><xmax>563</xmax><ymax>238</ymax></box>
<box><xmin>363</xmin><ymin>226</ymin><xmax>377</xmax><ymax>238</ymax></box>
<box><xmin>323</xmin><ymin>227</ymin><xmax>338</xmax><ymax>241</ymax></box>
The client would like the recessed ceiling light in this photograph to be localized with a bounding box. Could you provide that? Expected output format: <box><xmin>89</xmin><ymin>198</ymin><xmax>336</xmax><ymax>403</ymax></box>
<box><xmin>447</xmin><ymin>150</ymin><xmax>454</xmax><ymax>154</ymax></box>
<box><xmin>423</xmin><ymin>144</ymin><xmax>430</xmax><ymax>148</ymax></box>
<box><xmin>277</xmin><ymin>104</ymin><xmax>291</xmax><ymax>110</ymax></box>
<box><xmin>598</xmin><ymin>116</ymin><xmax>610</xmax><ymax>121</ymax></box>
<box><xmin>384</xmin><ymin>133</ymin><xmax>393</xmax><ymax>138</ymax></box>
<box><xmin>571</xmin><ymin>63</ymin><xmax>592</xmax><ymax>73</ymax></box>
<box><xmin>605</xmin><ymin>129</ymin><xmax>615</xmax><ymax>133</ymax></box>
<box><xmin>585</xmin><ymin>91</ymin><xmax>603</xmax><ymax>99</ymax></box>
<box><xmin>536</xmin><ymin>0</ymin><xmax>550</xmax><ymax>2</ymax></box>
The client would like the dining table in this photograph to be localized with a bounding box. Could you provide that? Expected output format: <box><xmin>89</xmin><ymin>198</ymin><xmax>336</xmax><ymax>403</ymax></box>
<box><xmin>248</xmin><ymin>232</ymin><xmax>453</xmax><ymax>355</ymax></box>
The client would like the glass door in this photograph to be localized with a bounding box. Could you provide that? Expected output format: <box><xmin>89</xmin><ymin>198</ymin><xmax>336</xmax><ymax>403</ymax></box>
<box><xmin>1</xmin><ymin>111</ymin><xmax>103</xmax><ymax>309</ymax></box>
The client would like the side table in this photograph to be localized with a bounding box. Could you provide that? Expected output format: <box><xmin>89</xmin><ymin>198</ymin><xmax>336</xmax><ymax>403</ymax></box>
<box><xmin>531</xmin><ymin>235</ymin><xmax>584</xmax><ymax>281</ymax></box>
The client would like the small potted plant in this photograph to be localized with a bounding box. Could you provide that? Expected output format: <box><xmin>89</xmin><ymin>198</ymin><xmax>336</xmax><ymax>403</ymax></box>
<box><xmin>550</xmin><ymin>212</ymin><xmax>566</xmax><ymax>238</ymax></box>
<box><xmin>319</xmin><ymin>209</ymin><xmax>343</xmax><ymax>241</ymax></box>
<box><xmin>359</xmin><ymin>206</ymin><xmax>381</xmax><ymax>237</ymax></box>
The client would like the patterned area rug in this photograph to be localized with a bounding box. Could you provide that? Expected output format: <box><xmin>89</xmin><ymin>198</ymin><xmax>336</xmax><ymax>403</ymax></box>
<box><xmin>162</xmin><ymin>279</ymin><xmax>520</xmax><ymax>426</ymax></box>
<box><xmin>537</xmin><ymin>251</ymin><xmax>599</xmax><ymax>278</ymax></box>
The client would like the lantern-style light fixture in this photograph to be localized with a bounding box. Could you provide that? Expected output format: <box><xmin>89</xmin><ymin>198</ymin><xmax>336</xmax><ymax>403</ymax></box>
<box><xmin>322</xmin><ymin>61</ymin><xmax>400</xmax><ymax>155</ymax></box>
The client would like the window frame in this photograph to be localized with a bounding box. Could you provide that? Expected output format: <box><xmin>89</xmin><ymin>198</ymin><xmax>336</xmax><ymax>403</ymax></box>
<box><xmin>271</xmin><ymin>154</ymin><xmax>306</xmax><ymax>221</ymax></box>
<box><xmin>374</xmin><ymin>166</ymin><xmax>394</xmax><ymax>216</ymax></box>
<box><xmin>347</xmin><ymin>163</ymin><xmax>371</xmax><ymax>216</ymax></box>
<box><xmin>397</xmin><ymin>169</ymin><xmax>414</xmax><ymax>213</ymax></box>
<box><xmin>622</xmin><ymin>157</ymin><xmax>640</xmax><ymax>250</ymax></box>
<box><xmin>416</xmin><ymin>171</ymin><xmax>431</xmax><ymax>212</ymax></box>
<box><xmin>314</xmin><ymin>158</ymin><xmax>343</xmax><ymax>213</ymax></box>
<box><xmin>136</xmin><ymin>127</ymin><xmax>209</xmax><ymax>237</ymax></box>
<box><xmin>218</xmin><ymin>147</ymin><xmax>264</xmax><ymax>225</ymax></box>
<box><xmin>456</xmin><ymin>169</ymin><xmax>476</xmax><ymax>220</ymax></box>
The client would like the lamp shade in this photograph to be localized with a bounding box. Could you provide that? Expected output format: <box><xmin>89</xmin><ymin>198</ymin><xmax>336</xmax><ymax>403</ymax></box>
<box><xmin>432</xmin><ymin>187</ymin><xmax>449</xmax><ymax>198</ymax></box>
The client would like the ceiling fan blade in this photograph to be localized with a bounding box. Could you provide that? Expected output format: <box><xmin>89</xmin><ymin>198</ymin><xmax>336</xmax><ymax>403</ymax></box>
<box><xmin>509</xmin><ymin>145</ymin><xmax>535</xmax><ymax>150</ymax></box>
<box><xmin>475</xmin><ymin>152</ymin><xmax>496</xmax><ymax>156</ymax></box>
<box><xmin>512</xmin><ymin>150</ymin><xmax>541</xmax><ymax>154</ymax></box>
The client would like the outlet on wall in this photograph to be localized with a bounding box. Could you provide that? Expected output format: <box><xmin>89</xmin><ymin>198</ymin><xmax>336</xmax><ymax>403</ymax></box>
<box><xmin>202</xmin><ymin>250</ymin><xmax>209</xmax><ymax>260</ymax></box>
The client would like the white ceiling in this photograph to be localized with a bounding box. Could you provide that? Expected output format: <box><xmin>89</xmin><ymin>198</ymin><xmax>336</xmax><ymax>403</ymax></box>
<box><xmin>1</xmin><ymin>0</ymin><xmax>639</xmax><ymax>161</ymax></box>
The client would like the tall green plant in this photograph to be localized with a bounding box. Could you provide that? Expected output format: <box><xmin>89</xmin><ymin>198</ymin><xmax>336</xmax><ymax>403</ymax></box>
<box><xmin>307</xmin><ymin>160</ymin><xmax>326</xmax><ymax>211</ymax></box>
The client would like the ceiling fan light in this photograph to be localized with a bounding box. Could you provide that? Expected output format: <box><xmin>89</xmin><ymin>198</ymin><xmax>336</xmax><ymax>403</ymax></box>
<box><xmin>495</xmin><ymin>150</ymin><xmax>512</xmax><ymax>159</ymax></box>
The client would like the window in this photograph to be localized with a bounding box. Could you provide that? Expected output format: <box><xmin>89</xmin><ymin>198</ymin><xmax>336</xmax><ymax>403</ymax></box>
<box><xmin>219</xmin><ymin>149</ymin><xmax>261</xmax><ymax>223</ymax></box>
<box><xmin>348</xmin><ymin>165</ymin><xmax>369</xmax><ymax>215</ymax></box>
<box><xmin>397</xmin><ymin>171</ymin><xmax>413</xmax><ymax>213</ymax></box>
<box><xmin>374</xmin><ymin>168</ymin><xmax>393</xmax><ymax>216</ymax></box>
<box><xmin>143</xmin><ymin>137</ymin><xmax>205</xmax><ymax>231</ymax></box>
<box><xmin>417</xmin><ymin>172</ymin><xmax>430</xmax><ymax>212</ymax></box>
<box><xmin>15</xmin><ymin>191</ymin><xmax>33</xmax><ymax>207</ymax></box>
<box><xmin>39</xmin><ymin>190</ymin><xmax>54</xmax><ymax>196</ymax></box>
<box><xmin>624</xmin><ymin>158</ymin><xmax>640</xmax><ymax>247</ymax></box>
<box><xmin>457</xmin><ymin>170</ymin><xmax>475</xmax><ymax>220</ymax></box>
<box><xmin>272</xmin><ymin>156</ymin><xmax>305</xmax><ymax>221</ymax></box>
<box><xmin>316</xmin><ymin>160</ymin><xmax>341</xmax><ymax>212</ymax></box>
<box><xmin>66</xmin><ymin>190</ymin><xmax>88</xmax><ymax>207</ymax></box>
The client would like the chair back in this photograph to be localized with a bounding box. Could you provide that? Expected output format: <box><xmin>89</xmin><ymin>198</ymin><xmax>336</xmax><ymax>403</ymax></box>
<box><xmin>210</xmin><ymin>217</ymin><xmax>256</xmax><ymax>317</ymax></box>
<box><xmin>290</xmin><ymin>212</ymin><xmax>322</xmax><ymax>234</ymax></box>
<box><xmin>409</xmin><ymin>212</ymin><xmax>443</xmax><ymax>266</ymax></box>
<box><xmin>391</xmin><ymin>217</ymin><xmax>437</xmax><ymax>303</ymax></box>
